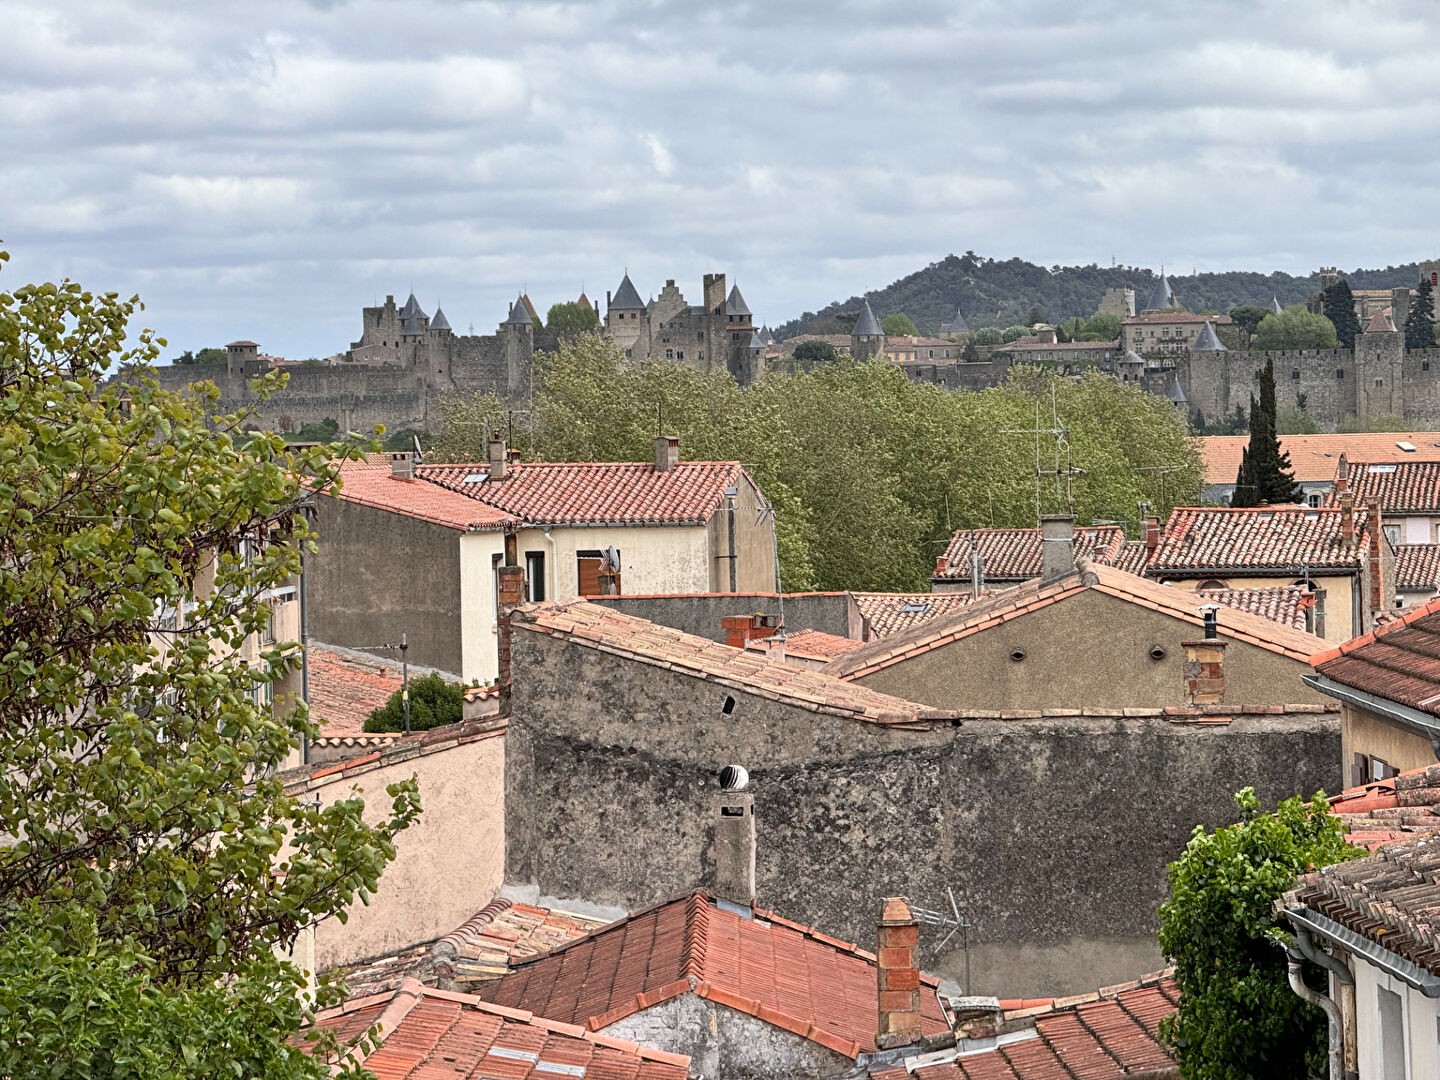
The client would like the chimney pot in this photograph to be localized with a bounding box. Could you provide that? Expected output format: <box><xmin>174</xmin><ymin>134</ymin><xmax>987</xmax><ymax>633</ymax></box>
<box><xmin>1336</xmin><ymin>453</ymin><xmax>1349</xmax><ymax>495</ymax></box>
<box><xmin>654</xmin><ymin>435</ymin><xmax>680</xmax><ymax>473</ymax></box>
<box><xmin>1144</xmin><ymin>515</ymin><xmax>1161</xmax><ymax>554</ymax></box>
<box><xmin>1039</xmin><ymin>514</ymin><xmax>1076</xmax><ymax>581</ymax></box>
<box><xmin>390</xmin><ymin>451</ymin><xmax>415</xmax><ymax>480</ymax></box>
<box><xmin>875</xmin><ymin>897</ymin><xmax>923</xmax><ymax>1049</ymax></box>
<box><xmin>1340</xmin><ymin>492</ymin><xmax>1355</xmax><ymax>545</ymax></box>
<box><xmin>488</xmin><ymin>436</ymin><xmax>508</xmax><ymax>481</ymax></box>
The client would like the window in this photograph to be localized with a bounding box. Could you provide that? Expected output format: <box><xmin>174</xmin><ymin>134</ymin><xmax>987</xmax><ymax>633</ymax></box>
<box><xmin>1424</xmin><ymin>361</ymin><xmax>1431</xmax><ymax>371</ymax></box>
<box><xmin>1292</xmin><ymin>368</ymin><xmax>1300</xmax><ymax>380</ymax></box>
<box><xmin>665</xmin><ymin>349</ymin><xmax>674</xmax><ymax>359</ymax></box>
<box><xmin>1377</xmin><ymin>986</ymin><xmax>1405</xmax><ymax>1080</ymax></box>
<box><xmin>1337</xmin><ymin>368</ymin><xmax>1345</xmax><ymax>379</ymax></box>
<box><xmin>525</xmin><ymin>551</ymin><xmax>546</xmax><ymax>602</ymax></box>
<box><xmin>676</xmin><ymin>350</ymin><xmax>684</xmax><ymax>360</ymax></box>
<box><xmin>1384</xmin><ymin>524</ymin><xmax>1401</xmax><ymax>545</ymax></box>
<box><xmin>1375</xmin><ymin>378</ymin><xmax>1384</xmax><ymax>388</ymax></box>
<box><xmin>576</xmin><ymin>550</ymin><xmax>621</xmax><ymax>596</ymax></box>
<box><xmin>492</xmin><ymin>553</ymin><xmax>502</xmax><ymax>615</ymax></box>
<box><xmin>697</xmin><ymin>331</ymin><xmax>705</xmax><ymax>341</ymax></box>
<box><xmin>1352</xmin><ymin>751</ymin><xmax>1400</xmax><ymax>786</ymax></box>
<box><xmin>1196</xmin><ymin>579</ymin><xmax>1229</xmax><ymax>591</ymax></box>
<box><xmin>1307</xmin><ymin>492</ymin><xmax>1323</xmax><ymax>508</ymax></box>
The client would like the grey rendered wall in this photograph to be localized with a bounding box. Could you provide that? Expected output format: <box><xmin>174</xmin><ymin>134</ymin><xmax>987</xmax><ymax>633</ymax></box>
<box><xmin>590</xmin><ymin>592</ymin><xmax>855</xmax><ymax>642</ymax></box>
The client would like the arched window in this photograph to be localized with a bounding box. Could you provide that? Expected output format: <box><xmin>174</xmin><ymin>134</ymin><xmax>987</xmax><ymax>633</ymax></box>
<box><xmin>1196</xmin><ymin>579</ymin><xmax>1228</xmax><ymax>592</ymax></box>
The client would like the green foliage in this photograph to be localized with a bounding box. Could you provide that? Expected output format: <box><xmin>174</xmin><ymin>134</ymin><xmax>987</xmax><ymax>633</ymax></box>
<box><xmin>792</xmin><ymin>339</ymin><xmax>838</xmax><ymax>364</ymax></box>
<box><xmin>1057</xmin><ymin>314</ymin><xmax>1122</xmax><ymax>342</ymax></box>
<box><xmin>1405</xmin><ymin>277</ymin><xmax>1436</xmax><ymax>349</ymax></box>
<box><xmin>172</xmin><ymin>346</ymin><xmax>228</xmax><ymax>366</ymax></box>
<box><xmin>285</xmin><ymin>416</ymin><xmax>341</xmax><ymax>443</ymax></box>
<box><xmin>382</xmin><ymin>427</ymin><xmax>421</xmax><ymax>452</ymax></box>
<box><xmin>1252</xmin><ymin>307</ymin><xmax>1340</xmax><ymax>350</ymax></box>
<box><xmin>960</xmin><ymin>340</ymin><xmax>980</xmax><ymax>362</ymax></box>
<box><xmin>1158</xmin><ymin>789</ymin><xmax>1361</xmax><ymax>1080</ymax></box>
<box><xmin>1233</xmin><ymin>359</ymin><xmax>1300</xmax><ymax>506</ymax></box>
<box><xmin>880</xmin><ymin>312</ymin><xmax>918</xmax><ymax>337</ymax></box>
<box><xmin>364</xmin><ymin>672</ymin><xmax>465</xmax><ymax>733</ymax></box>
<box><xmin>1274</xmin><ymin>406</ymin><xmax>1320</xmax><ymax>435</ymax></box>
<box><xmin>973</xmin><ymin>327</ymin><xmax>1003</xmax><ymax>346</ymax></box>
<box><xmin>430</xmin><ymin>337</ymin><xmax>1204</xmax><ymax>592</ymax></box>
<box><xmin>1338</xmin><ymin>413</ymin><xmax>1409</xmax><ymax>433</ymax></box>
<box><xmin>546</xmin><ymin>300</ymin><xmax>600</xmax><ymax>339</ymax></box>
<box><xmin>0</xmin><ymin>255</ymin><xmax>419</xmax><ymax>1071</ymax></box>
<box><xmin>1190</xmin><ymin>403</ymin><xmax>1248</xmax><ymax>436</ymax></box>
<box><xmin>1321</xmin><ymin>279</ymin><xmax>1362</xmax><ymax>350</ymax></box>
<box><xmin>1227</xmin><ymin>305</ymin><xmax>1271</xmax><ymax>338</ymax></box>
<box><xmin>1001</xmin><ymin>325</ymin><xmax>1030</xmax><ymax>342</ymax></box>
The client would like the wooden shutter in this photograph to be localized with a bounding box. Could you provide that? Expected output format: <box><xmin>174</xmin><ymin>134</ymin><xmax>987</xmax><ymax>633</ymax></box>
<box><xmin>577</xmin><ymin>555</ymin><xmax>602</xmax><ymax>596</ymax></box>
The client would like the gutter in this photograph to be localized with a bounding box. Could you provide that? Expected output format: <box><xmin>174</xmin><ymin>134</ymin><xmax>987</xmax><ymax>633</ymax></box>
<box><xmin>1284</xmin><ymin>905</ymin><xmax>1440</xmax><ymax>998</ymax></box>
<box><xmin>1301</xmin><ymin>673</ymin><xmax>1440</xmax><ymax>740</ymax></box>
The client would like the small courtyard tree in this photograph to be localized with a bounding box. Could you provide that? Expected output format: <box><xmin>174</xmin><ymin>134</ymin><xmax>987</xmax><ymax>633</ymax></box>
<box><xmin>0</xmin><ymin>253</ymin><xmax>420</xmax><ymax>1074</ymax></box>
<box><xmin>1158</xmin><ymin>789</ymin><xmax>1361</xmax><ymax>1080</ymax></box>
<box><xmin>364</xmin><ymin>672</ymin><xmax>466</xmax><ymax>733</ymax></box>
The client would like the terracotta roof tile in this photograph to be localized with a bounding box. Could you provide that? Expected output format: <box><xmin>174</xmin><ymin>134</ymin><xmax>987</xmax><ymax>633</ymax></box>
<box><xmin>1284</xmin><ymin>835</ymin><xmax>1440</xmax><ymax>975</ymax></box>
<box><xmin>308</xmin><ymin>979</ymin><xmax>689</xmax><ymax>1079</ymax></box>
<box><xmin>419</xmin><ymin>459</ymin><xmax>745</xmax><ymax>526</ymax></box>
<box><xmin>1200</xmin><ymin>586</ymin><xmax>1312</xmax><ymax>631</ymax></box>
<box><xmin>1147</xmin><ymin>506</ymin><xmax>1368</xmax><ymax>574</ymax></box>
<box><xmin>1125</xmin><ymin>312</ymin><xmax>1233</xmax><ymax>324</ymax></box>
<box><xmin>306</xmin><ymin>646</ymin><xmax>404</xmax><ymax>737</ymax></box>
<box><xmin>1334</xmin><ymin>460</ymin><xmax>1440</xmax><ymax>514</ymax></box>
<box><xmin>828</xmin><ymin>563</ymin><xmax>1325</xmax><ymax>681</ymax></box>
<box><xmin>1328</xmin><ymin>763</ymin><xmax>1440</xmax><ymax>851</ymax></box>
<box><xmin>1200</xmin><ymin>433</ymin><xmax>1440</xmax><ymax>486</ymax></box>
<box><xmin>478</xmin><ymin>891</ymin><xmax>949</xmax><ymax>1058</ymax></box>
<box><xmin>516</xmin><ymin>599</ymin><xmax>958</xmax><ymax>727</ymax></box>
<box><xmin>331</xmin><ymin>457</ymin><xmax>516</xmax><ymax>531</ymax></box>
<box><xmin>744</xmin><ymin>628</ymin><xmax>863</xmax><ymax>662</ymax></box>
<box><xmin>1110</xmin><ymin>541</ymin><xmax>1150</xmax><ymax>576</ymax></box>
<box><xmin>1311</xmin><ymin>594</ymin><xmax>1440</xmax><ymax>716</ymax></box>
<box><xmin>935</xmin><ymin>527</ymin><xmax>1127</xmax><ymax>583</ymax></box>
<box><xmin>1396</xmin><ymin>545</ymin><xmax>1440</xmax><ymax>592</ymax></box>
<box><xmin>853</xmin><ymin>592</ymin><xmax>990</xmax><ymax>637</ymax></box>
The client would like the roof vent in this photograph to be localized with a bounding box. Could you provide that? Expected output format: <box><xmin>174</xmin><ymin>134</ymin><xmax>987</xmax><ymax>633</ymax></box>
<box><xmin>1397</xmin><ymin>442</ymin><xmax>1417</xmax><ymax>452</ymax></box>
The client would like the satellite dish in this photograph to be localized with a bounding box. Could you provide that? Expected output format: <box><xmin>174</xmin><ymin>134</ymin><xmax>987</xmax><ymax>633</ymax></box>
<box><xmin>603</xmin><ymin>546</ymin><xmax>621</xmax><ymax>572</ymax></box>
<box><xmin>411</xmin><ymin>433</ymin><xmax>424</xmax><ymax>462</ymax></box>
<box><xmin>718</xmin><ymin>765</ymin><xmax>749</xmax><ymax>791</ymax></box>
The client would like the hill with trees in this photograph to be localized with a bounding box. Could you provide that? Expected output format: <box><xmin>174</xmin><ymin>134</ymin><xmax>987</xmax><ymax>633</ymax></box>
<box><xmin>775</xmin><ymin>252</ymin><xmax>1426</xmax><ymax>338</ymax></box>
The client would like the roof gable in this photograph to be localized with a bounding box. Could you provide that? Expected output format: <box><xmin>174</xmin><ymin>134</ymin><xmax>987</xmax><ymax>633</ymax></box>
<box><xmin>419</xmin><ymin>459</ymin><xmax>745</xmax><ymax>527</ymax></box>
<box><xmin>515</xmin><ymin>599</ymin><xmax>958</xmax><ymax>727</ymax></box>
<box><xmin>478</xmin><ymin>891</ymin><xmax>950</xmax><ymax>1059</ymax></box>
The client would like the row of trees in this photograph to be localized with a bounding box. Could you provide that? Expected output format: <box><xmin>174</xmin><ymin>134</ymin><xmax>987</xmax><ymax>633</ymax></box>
<box><xmin>429</xmin><ymin>334</ymin><xmax>1205</xmax><ymax>592</ymax></box>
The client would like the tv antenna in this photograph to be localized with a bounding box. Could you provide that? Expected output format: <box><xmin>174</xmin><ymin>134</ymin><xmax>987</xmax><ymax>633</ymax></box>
<box><xmin>911</xmin><ymin>886</ymin><xmax>974</xmax><ymax>995</ymax></box>
<box><xmin>1002</xmin><ymin>384</ymin><xmax>1083</xmax><ymax>521</ymax></box>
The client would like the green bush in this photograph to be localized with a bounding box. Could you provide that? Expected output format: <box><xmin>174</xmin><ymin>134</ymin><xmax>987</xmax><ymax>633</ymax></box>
<box><xmin>364</xmin><ymin>672</ymin><xmax>465</xmax><ymax>733</ymax></box>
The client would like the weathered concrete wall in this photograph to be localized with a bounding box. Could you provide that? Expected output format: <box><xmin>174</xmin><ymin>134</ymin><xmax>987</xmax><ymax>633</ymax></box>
<box><xmin>505</xmin><ymin>628</ymin><xmax>1340</xmax><ymax>996</ymax></box>
<box><xmin>289</xmin><ymin>722</ymin><xmax>506</xmax><ymax>971</ymax></box>
<box><xmin>851</xmin><ymin>589</ymin><xmax>1328</xmax><ymax>711</ymax></box>
<box><xmin>309</xmin><ymin>495</ymin><xmax>464</xmax><ymax>676</ymax></box>
<box><xmin>604</xmin><ymin>995</ymin><xmax>846</xmax><ymax>1080</ymax></box>
<box><xmin>589</xmin><ymin>592</ymin><xmax>856</xmax><ymax>642</ymax></box>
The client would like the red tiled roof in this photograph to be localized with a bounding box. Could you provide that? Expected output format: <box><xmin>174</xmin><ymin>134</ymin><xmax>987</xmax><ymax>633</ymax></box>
<box><xmin>419</xmin><ymin>460</ymin><xmax>745</xmax><ymax>526</ymax></box>
<box><xmin>332</xmin><ymin>457</ymin><xmax>516</xmax><ymax>531</ymax></box>
<box><xmin>744</xmin><ymin>628</ymin><xmax>863</xmax><ymax>662</ymax></box>
<box><xmin>869</xmin><ymin>972</ymin><xmax>1178</xmax><ymax>1080</ymax></box>
<box><xmin>853</xmin><ymin>592</ymin><xmax>990</xmax><ymax>637</ymax></box>
<box><xmin>1327</xmin><ymin>763</ymin><xmax>1440</xmax><ymax>851</ymax></box>
<box><xmin>1334</xmin><ymin>460</ymin><xmax>1440</xmax><ymax>513</ymax></box>
<box><xmin>306</xmin><ymin>646</ymin><xmax>402</xmax><ymax>737</ymax></box>
<box><xmin>478</xmin><ymin>891</ymin><xmax>950</xmax><ymax>1058</ymax></box>
<box><xmin>308</xmin><ymin>978</ymin><xmax>689</xmax><ymax>1079</ymax></box>
<box><xmin>935</xmin><ymin>526</ymin><xmax>1127</xmax><ymax>582</ymax></box>
<box><xmin>1310</xmin><ymin>594</ymin><xmax>1440</xmax><ymax>716</ymax></box>
<box><xmin>1397</xmin><ymin>544</ymin><xmax>1440</xmax><ymax>592</ymax></box>
<box><xmin>1284</xmin><ymin>835</ymin><xmax>1440</xmax><ymax>975</ymax></box>
<box><xmin>1124</xmin><ymin>312</ymin><xmax>1233</xmax><ymax>324</ymax></box>
<box><xmin>1147</xmin><ymin>506</ymin><xmax>1368</xmax><ymax>574</ymax></box>
<box><xmin>515</xmin><ymin>599</ymin><xmax>959</xmax><ymax>727</ymax></box>
<box><xmin>1201</xmin><ymin>586</ymin><xmax>1312</xmax><ymax>631</ymax></box>
<box><xmin>1364</xmin><ymin>310</ymin><xmax>1397</xmax><ymax>332</ymax></box>
<box><xmin>828</xmin><ymin>562</ymin><xmax>1325</xmax><ymax>680</ymax></box>
<box><xmin>1200</xmin><ymin>433</ymin><xmax>1440</xmax><ymax>486</ymax></box>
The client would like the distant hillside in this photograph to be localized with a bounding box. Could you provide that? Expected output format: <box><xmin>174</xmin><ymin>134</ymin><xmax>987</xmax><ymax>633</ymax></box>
<box><xmin>774</xmin><ymin>253</ymin><xmax>1425</xmax><ymax>338</ymax></box>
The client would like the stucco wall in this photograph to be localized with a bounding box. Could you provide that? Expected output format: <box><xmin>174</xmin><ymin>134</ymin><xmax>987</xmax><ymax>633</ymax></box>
<box><xmin>1341</xmin><ymin>702</ymin><xmax>1437</xmax><ymax>779</ymax></box>
<box><xmin>851</xmin><ymin>590</ymin><xmax>1327</xmax><ymax>711</ymax></box>
<box><xmin>293</xmin><ymin>724</ymin><xmax>506</xmax><ymax>971</ymax></box>
<box><xmin>309</xmin><ymin>496</ymin><xmax>465</xmax><ymax>676</ymax></box>
<box><xmin>603</xmin><ymin>994</ymin><xmax>846</xmax><ymax>1080</ymax></box>
<box><xmin>589</xmin><ymin>592</ymin><xmax>856</xmax><ymax>642</ymax></box>
<box><xmin>1156</xmin><ymin>573</ymin><xmax>1360</xmax><ymax>642</ymax></box>
<box><xmin>1352</xmin><ymin>955</ymin><xmax>1440</xmax><ymax>1080</ymax></box>
<box><xmin>505</xmin><ymin>628</ymin><xmax>1340</xmax><ymax>996</ymax></box>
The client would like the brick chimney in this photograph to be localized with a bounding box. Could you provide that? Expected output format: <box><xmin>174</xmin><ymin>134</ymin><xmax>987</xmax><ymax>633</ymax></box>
<box><xmin>654</xmin><ymin>435</ymin><xmax>680</xmax><ymax>473</ymax></box>
<box><xmin>1340</xmin><ymin>491</ymin><xmax>1355</xmax><ymax>545</ymax></box>
<box><xmin>713</xmin><ymin>785</ymin><xmax>755</xmax><ymax>907</ymax></box>
<box><xmin>1335</xmin><ymin>453</ymin><xmax>1349</xmax><ymax>496</ymax></box>
<box><xmin>389</xmin><ymin>451</ymin><xmax>415</xmax><ymax>480</ymax></box>
<box><xmin>721</xmin><ymin>613</ymin><xmax>780</xmax><ymax>648</ymax></box>
<box><xmin>488</xmin><ymin>435</ymin><xmax>508</xmax><ymax>481</ymax></box>
<box><xmin>1310</xmin><ymin>585</ymin><xmax>1327</xmax><ymax>639</ymax></box>
<box><xmin>1183</xmin><ymin>608</ymin><xmax>1226</xmax><ymax>705</ymax></box>
<box><xmin>1039</xmin><ymin>514</ymin><xmax>1075</xmax><ymax>581</ymax></box>
<box><xmin>495</xmin><ymin>528</ymin><xmax>524</xmax><ymax>713</ymax></box>
<box><xmin>875</xmin><ymin>897</ymin><xmax>923</xmax><ymax>1050</ymax></box>
<box><xmin>1367</xmin><ymin>496</ymin><xmax>1389</xmax><ymax>619</ymax></box>
<box><xmin>1144</xmin><ymin>515</ymin><xmax>1161</xmax><ymax>554</ymax></box>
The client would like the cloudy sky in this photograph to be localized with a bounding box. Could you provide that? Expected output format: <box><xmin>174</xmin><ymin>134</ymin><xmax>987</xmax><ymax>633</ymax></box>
<box><xmin>3</xmin><ymin>0</ymin><xmax>1437</xmax><ymax>358</ymax></box>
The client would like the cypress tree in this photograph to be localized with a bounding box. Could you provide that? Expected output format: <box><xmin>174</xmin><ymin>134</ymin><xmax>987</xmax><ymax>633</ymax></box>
<box><xmin>1406</xmin><ymin>277</ymin><xmax>1436</xmax><ymax>349</ymax></box>
<box><xmin>1322</xmin><ymin>279</ymin><xmax>1362</xmax><ymax>350</ymax></box>
<box><xmin>1234</xmin><ymin>361</ymin><xmax>1300</xmax><ymax>505</ymax></box>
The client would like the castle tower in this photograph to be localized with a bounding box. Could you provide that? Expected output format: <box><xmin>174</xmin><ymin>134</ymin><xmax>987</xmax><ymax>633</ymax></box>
<box><xmin>852</xmin><ymin>299</ymin><xmax>885</xmax><ymax>362</ymax></box>
<box><xmin>1357</xmin><ymin>309</ymin><xmax>1403</xmax><ymax>425</ymax></box>
<box><xmin>1191</xmin><ymin>321</ymin><xmax>1227</xmax><ymax>353</ymax></box>
<box><xmin>501</xmin><ymin>296</ymin><xmax>534</xmax><ymax>393</ymax></box>
<box><xmin>605</xmin><ymin>273</ymin><xmax>646</xmax><ymax>354</ymax></box>
<box><xmin>425</xmin><ymin>306</ymin><xmax>454</xmax><ymax>384</ymax></box>
<box><xmin>724</xmin><ymin>283</ymin><xmax>755</xmax><ymax>383</ymax></box>
<box><xmin>1142</xmin><ymin>272</ymin><xmax>1178</xmax><ymax>313</ymax></box>
<box><xmin>225</xmin><ymin>340</ymin><xmax>260</xmax><ymax>379</ymax></box>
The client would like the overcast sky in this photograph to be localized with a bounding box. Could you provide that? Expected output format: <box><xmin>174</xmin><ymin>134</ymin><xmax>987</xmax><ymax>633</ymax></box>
<box><xmin>3</xmin><ymin>0</ymin><xmax>1437</xmax><ymax>358</ymax></box>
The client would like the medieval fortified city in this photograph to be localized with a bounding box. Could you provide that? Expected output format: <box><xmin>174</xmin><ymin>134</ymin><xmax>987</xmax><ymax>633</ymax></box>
<box><xmin>6</xmin><ymin>3</ymin><xmax>1440</xmax><ymax>1079</ymax></box>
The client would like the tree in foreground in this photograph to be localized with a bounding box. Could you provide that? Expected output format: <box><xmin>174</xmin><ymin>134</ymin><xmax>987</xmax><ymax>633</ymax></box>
<box><xmin>364</xmin><ymin>672</ymin><xmax>466</xmax><ymax>733</ymax></box>
<box><xmin>1232</xmin><ymin>359</ymin><xmax>1301</xmax><ymax>506</ymax></box>
<box><xmin>1321</xmin><ymin>278</ymin><xmax>1362</xmax><ymax>349</ymax></box>
<box><xmin>1252</xmin><ymin>307</ymin><xmax>1340</xmax><ymax>350</ymax></box>
<box><xmin>1405</xmin><ymin>276</ymin><xmax>1436</xmax><ymax>349</ymax></box>
<box><xmin>1158</xmin><ymin>789</ymin><xmax>1360</xmax><ymax>1080</ymax></box>
<box><xmin>0</xmin><ymin>253</ymin><xmax>420</xmax><ymax>1076</ymax></box>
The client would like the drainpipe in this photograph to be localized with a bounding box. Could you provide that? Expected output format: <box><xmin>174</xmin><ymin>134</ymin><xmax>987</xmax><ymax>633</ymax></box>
<box><xmin>1284</xmin><ymin>946</ymin><xmax>1344</xmax><ymax>1080</ymax></box>
<box><xmin>542</xmin><ymin>526</ymin><xmax>557</xmax><ymax>602</ymax></box>
<box><xmin>1293</xmin><ymin>927</ymin><xmax>1357</xmax><ymax>1080</ymax></box>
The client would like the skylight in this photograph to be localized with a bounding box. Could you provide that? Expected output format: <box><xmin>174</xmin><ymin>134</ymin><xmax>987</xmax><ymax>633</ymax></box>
<box><xmin>1397</xmin><ymin>441</ymin><xmax>1417</xmax><ymax>452</ymax></box>
<box><xmin>900</xmin><ymin>602</ymin><xmax>930</xmax><ymax>613</ymax></box>
<box><xmin>1368</xmin><ymin>464</ymin><xmax>1397</xmax><ymax>474</ymax></box>
<box><xmin>463</xmin><ymin>473</ymin><xmax>488</xmax><ymax>483</ymax></box>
